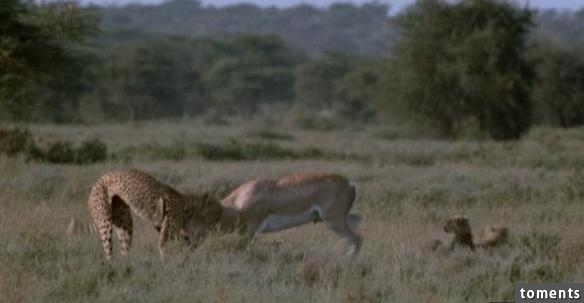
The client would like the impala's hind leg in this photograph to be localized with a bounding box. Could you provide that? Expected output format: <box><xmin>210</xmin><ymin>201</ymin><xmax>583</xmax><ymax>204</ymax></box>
<box><xmin>112</xmin><ymin>196</ymin><xmax>133</xmax><ymax>257</ymax></box>
<box><xmin>326</xmin><ymin>218</ymin><xmax>363</xmax><ymax>257</ymax></box>
<box><xmin>88</xmin><ymin>185</ymin><xmax>113</xmax><ymax>261</ymax></box>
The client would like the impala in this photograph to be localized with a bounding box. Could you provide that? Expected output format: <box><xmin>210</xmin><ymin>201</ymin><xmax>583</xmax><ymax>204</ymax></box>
<box><xmin>187</xmin><ymin>172</ymin><xmax>363</xmax><ymax>256</ymax></box>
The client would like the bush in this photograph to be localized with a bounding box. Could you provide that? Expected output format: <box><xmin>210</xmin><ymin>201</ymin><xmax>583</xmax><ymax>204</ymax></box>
<box><xmin>0</xmin><ymin>128</ymin><xmax>109</xmax><ymax>165</ymax></box>
<box><xmin>44</xmin><ymin>142</ymin><xmax>76</xmax><ymax>164</ymax></box>
<box><xmin>295</xmin><ymin>115</ymin><xmax>344</xmax><ymax>131</ymax></box>
<box><xmin>120</xmin><ymin>140</ymin><xmax>203</xmax><ymax>161</ymax></box>
<box><xmin>247</xmin><ymin>129</ymin><xmax>293</xmax><ymax>141</ymax></box>
<box><xmin>75</xmin><ymin>139</ymin><xmax>108</xmax><ymax>164</ymax></box>
<box><xmin>384</xmin><ymin>0</ymin><xmax>534</xmax><ymax>140</ymax></box>
<box><xmin>0</xmin><ymin>128</ymin><xmax>107</xmax><ymax>164</ymax></box>
<box><xmin>197</xmin><ymin>140</ymin><xmax>333</xmax><ymax>161</ymax></box>
<box><xmin>0</xmin><ymin>128</ymin><xmax>35</xmax><ymax>156</ymax></box>
<box><xmin>532</xmin><ymin>40</ymin><xmax>584</xmax><ymax>127</ymax></box>
<box><xmin>117</xmin><ymin>139</ymin><xmax>346</xmax><ymax>161</ymax></box>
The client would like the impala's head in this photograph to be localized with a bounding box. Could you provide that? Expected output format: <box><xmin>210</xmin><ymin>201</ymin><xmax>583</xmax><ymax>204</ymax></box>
<box><xmin>444</xmin><ymin>216</ymin><xmax>471</xmax><ymax>235</ymax></box>
<box><xmin>181</xmin><ymin>191</ymin><xmax>224</xmax><ymax>243</ymax></box>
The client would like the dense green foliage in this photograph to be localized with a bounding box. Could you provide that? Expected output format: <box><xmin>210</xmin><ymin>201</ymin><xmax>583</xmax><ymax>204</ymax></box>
<box><xmin>204</xmin><ymin>35</ymin><xmax>301</xmax><ymax>116</ymax></box>
<box><xmin>90</xmin><ymin>37</ymin><xmax>210</xmax><ymax>120</ymax></box>
<box><xmin>295</xmin><ymin>52</ymin><xmax>377</xmax><ymax>121</ymax></box>
<box><xmin>83</xmin><ymin>34</ymin><xmax>301</xmax><ymax>120</ymax></box>
<box><xmin>381</xmin><ymin>0</ymin><xmax>534</xmax><ymax>140</ymax></box>
<box><xmin>0</xmin><ymin>0</ymin><xmax>99</xmax><ymax>122</ymax></box>
<box><xmin>532</xmin><ymin>40</ymin><xmax>584</xmax><ymax>127</ymax></box>
<box><xmin>99</xmin><ymin>0</ymin><xmax>391</xmax><ymax>56</ymax></box>
<box><xmin>2</xmin><ymin>0</ymin><xmax>584</xmax><ymax>141</ymax></box>
<box><xmin>0</xmin><ymin>127</ymin><xmax>108</xmax><ymax>164</ymax></box>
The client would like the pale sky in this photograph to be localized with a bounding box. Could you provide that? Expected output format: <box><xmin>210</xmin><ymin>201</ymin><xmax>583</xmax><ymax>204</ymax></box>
<box><xmin>86</xmin><ymin>0</ymin><xmax>584</xmax><ymax>12</ymax></box>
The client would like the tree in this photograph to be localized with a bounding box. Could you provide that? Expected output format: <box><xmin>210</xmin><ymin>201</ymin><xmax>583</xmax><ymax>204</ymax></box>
<box><xmin>98</xmin><ymin>38</ymin><xmax>207</xmax><ymax>120</ymax></box>
<box><xmin>532</xmin><ymin>40</ymin><xmax>584</xmax><ymax>127</ymax></box>
<box><xmin>335</xmin><ymin>66</ymin><xmax>378</xmax><ymax>121</ymax></box>
<box><xmin>295</xmin><ymin>52</ymin><xmax>378</xmax><ymax>121</ymax></box>
<box><xmin>204</xmin><ymin>35</ymin><xmax>300</xmax><ymax>116</ymax></box>
<box><xmin>0</xmin><ymin>0</ymin><xmax>99</xmax><ymax>122</ymax></box>
<box><xmin>99</xmin><ymin>1</ymin><xmax>391</xmax><ymax>56</ymax></box>
<box><xmin>383</xmin><ymin>0</ymin><xmax>534</xmax><ymax>140</ymax></box>
<box><xmin>295</xmin><ymin>52</ymin><xmax>354</xmax><ymax>111</ymax></box>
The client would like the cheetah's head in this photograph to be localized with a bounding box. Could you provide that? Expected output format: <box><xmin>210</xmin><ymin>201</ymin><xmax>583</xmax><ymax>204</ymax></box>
<box><xmin>181</xmin><ymin>191</ymin><xmax>224</xmax><ymax>243</ymax></box>
<box><xmin>444</xmin><ymin>216</ymin><xmax>471</xmax><ymax>235</ymax></box>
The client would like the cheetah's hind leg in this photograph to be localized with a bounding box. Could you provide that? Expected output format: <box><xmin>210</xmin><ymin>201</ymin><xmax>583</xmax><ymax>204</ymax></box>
<box><xmin>88</xmin><ymin>186</ymin><xmax>114</xmax><ymax>261</ymax></box>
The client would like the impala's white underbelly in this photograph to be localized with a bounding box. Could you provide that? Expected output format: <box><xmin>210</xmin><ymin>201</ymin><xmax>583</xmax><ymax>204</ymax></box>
<box><xmin>256</xmin><ymin>207</ymin><xmax>322</xmax><ymax>234</ymax></box>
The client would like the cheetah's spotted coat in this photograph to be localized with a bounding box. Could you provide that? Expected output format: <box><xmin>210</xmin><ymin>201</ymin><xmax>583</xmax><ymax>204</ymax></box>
<box><xmin>87</xmin><ymin>169</ymin><xmax>207</xmax><ymax>260</ymax></box>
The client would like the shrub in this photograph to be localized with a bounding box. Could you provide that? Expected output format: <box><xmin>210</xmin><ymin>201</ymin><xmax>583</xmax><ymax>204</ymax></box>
<box><xmin>44</xmin><ymin>141</ymin><xmax>76</xmax><ymax>164</ymax></box>
<box><xmin>0</xmin><ymin>128</ymin><xmax>109</xmax><ymax>164</ymax></box>
<box><xmin>384</xmin><ymin>0</ymin><xmax>533</xmax><ymax>140</ymax></box>
<box><xmin>295</xmin><ymin>115</ymin><xmax>344</xmax><ymax>131</ymax></box>
<box><xmin>196</xmin><ymin>140</ymin><xmax>333</xmax><ymax>161</ymax></box>
<box><xmin>25</xmin><ymin>137</ymin><xmax>108</xmax><ymax>165</ymax></box>
<box><xmin>25</xmin><ymin>143</ymin><xmax>46</xmax><ymax>162</ymax></box>
<box><xmin>75</xmin><ymin>139</ymin><xmax>108</xmax><ymax>164</ymax></box>
<box><xmin>0</xmin><ymin>128</ymin><xmax>34</xmax><ymax>156</ymax></box>
<box><xmin>532</xmin><ymin>40</ymin><xmax>584</xmax><ymax>127</ymax></box>
<box><xmin>247</xmin><ymin>129</ymin><xmax>293</xmax><ymax>141</ymax></box>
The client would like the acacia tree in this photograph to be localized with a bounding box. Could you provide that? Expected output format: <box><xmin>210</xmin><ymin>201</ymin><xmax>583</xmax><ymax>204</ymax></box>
<box><xmin>295</xmin><ymin>52</ymin><xmax>377</xmax><ymax>121</ymax></box>
<box><xmin>384</xmin><ymin>0</ymin><xmax>534</xmax><ymax>140</ymax></box>
<box><xmin>205</xmin><ymin>35</ymin><xmax>300</xmax><ymax>116</ymax></box>
<box><xmin>99</xmin><ymin>38</ymin><xmax>207</xmax><ymax>120</ymax></box>
<box><xmin>0</xmin><ymin>0</ymin><xmax>98</xmax><ymax>121</ymax></box>
<box><xmin>532</xmin><ymin>40</ymin><xmax>584</xmax><ymax>127</ymax></box>
<box><xmin>295</xmin><ymin>52</ymin><xmax>355</xmax><ymax>111</ymax></box>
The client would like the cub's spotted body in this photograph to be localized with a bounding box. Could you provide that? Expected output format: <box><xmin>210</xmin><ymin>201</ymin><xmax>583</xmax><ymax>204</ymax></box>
<box><xmin>87</xmin><ymin>169</ymin><xmax>206</xmax><ymax>260</ymax></box>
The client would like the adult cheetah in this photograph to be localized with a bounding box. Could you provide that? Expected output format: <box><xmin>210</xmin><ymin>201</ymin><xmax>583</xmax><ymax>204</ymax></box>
<box><xmin>87</xmin><ymin>169</ymin><xmax>217</xmax><ymax>260</ymax></box>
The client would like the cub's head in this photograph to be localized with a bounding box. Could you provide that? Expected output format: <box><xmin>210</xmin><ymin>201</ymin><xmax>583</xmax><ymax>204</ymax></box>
<box><xmin>444</xmin><ymin>216</ymin><xmax>471</xmax><ymax>235</ymax></box>
<box><xmin>181</xmin><ymin>191</ymin><xmax>224</xmax><ymax>243</ymax></box>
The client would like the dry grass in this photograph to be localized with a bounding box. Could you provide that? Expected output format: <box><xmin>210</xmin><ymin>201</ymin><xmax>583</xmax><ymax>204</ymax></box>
<box><xmin>1</xmin><ymin>121</ymin><xmax>584</xmax><ymax>302</ymax></box>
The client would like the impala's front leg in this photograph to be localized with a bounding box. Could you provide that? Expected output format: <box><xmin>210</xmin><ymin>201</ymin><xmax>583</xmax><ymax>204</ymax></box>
<box><xmin>238</xmin><ymin>217</ymin><xmax>266</xmax><ymax>250</ymax></box>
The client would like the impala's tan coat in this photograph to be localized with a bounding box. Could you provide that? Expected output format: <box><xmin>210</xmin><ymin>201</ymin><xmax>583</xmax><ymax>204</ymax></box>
<box><xmin>207</xmin><ymin>172</ymin><xmax>363</xmax><ymax>255</ymax></box>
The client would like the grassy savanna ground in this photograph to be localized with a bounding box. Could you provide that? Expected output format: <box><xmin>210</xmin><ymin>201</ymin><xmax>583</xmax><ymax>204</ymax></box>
<box><xmin>2</xmin><ymin>119</ymin><xmax>584</xmax><ymax>302</ymax></box>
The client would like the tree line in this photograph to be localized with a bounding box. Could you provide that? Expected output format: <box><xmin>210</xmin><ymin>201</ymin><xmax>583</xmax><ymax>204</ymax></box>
<box><xmin>2</xmin><ymin>0</ymin><xmax>584</xmax><ymax>140</ymax></box>
<box><xmin>99</xmin><ymin>0</ymin><xmax>391</xmax><ymax>56</ymax></box>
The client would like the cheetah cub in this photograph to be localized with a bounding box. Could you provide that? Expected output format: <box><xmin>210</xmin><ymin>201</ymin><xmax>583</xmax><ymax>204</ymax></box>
<box><xmin>87</xmin><ymin>169</ymin><xmax>216</xmax><ymax>260</ymax></box>
<box><xmin>443</xmin><ymin>216</ymin><xmax>475</xmax><ymax>250</ymax></box>
<box><xmin>475</xmin><ymin>225</ymin><xmax>508</xmax><ymax>248</ymax></box>
<box><xmin>442</xmin><ymin>216</ymin><xmax>509</xmax><ymax>251</ymax></box>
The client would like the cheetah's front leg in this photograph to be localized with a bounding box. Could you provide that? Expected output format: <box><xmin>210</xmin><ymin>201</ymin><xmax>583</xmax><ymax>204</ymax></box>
<box><xmin>158</xmin><ymin>214</ymin><xmax>182</xmax><ymax>260</ymax></box>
